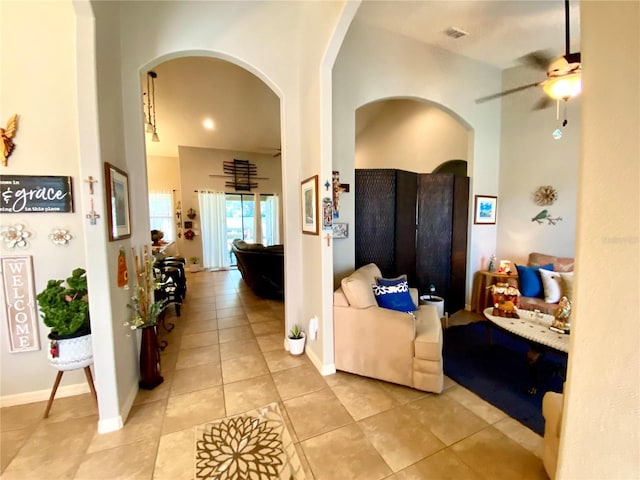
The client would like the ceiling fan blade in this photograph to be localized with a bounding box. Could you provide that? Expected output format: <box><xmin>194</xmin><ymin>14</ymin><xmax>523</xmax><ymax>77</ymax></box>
<box><xmin>475</xmin><ymin>82</ymin><xmax>542</xmax><ymax>104</ymax></box>
<box><xmin>532</xmin><ymin>96</ymin><xmax>554</xmax><ymax>110</ymax></box>
<box><xmin>517</xmin><ymin>50</ymin><xmax>555</xmax><ymax>71</ymax></box>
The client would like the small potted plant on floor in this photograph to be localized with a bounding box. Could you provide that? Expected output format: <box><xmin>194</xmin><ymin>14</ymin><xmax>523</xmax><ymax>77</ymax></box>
<box><xmin>36</xmin><ymin>268</ymin><xmax>93</xmax><ymax>371</ymax></box>
<box><xmin>287</xmin><ymin>324</ymin><xmax>306</xmax><ymax>355</ymax></box>
<box><xmin>188</xmin><ymin>256</ymin><xmax>201</xmax><ymax>273</ymax></box>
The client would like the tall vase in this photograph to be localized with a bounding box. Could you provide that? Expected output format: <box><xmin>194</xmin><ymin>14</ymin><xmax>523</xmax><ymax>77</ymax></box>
<box><xmin>139</xmin><ymin>326</ymin><xmax>163</xmax><ymax>389</ymax></box>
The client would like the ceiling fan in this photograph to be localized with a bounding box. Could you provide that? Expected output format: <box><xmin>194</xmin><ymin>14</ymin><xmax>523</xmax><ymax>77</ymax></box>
<box><xmin>475</xmin><ymin>0</ymin><xmax>581</xmax><ymax>109</ymax></box>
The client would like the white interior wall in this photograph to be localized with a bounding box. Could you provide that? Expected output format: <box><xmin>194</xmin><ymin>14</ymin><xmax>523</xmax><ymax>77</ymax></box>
<box><xmin>356</xmin><ymin>100</ymin><xmax>470</xmax><ymax>173</ymax></box>
<box><xmin>558</xmin><ymin>2</ymin><xmax>639</xmax><ymax>477</ymax></box>
<box><xmin>0</xmin><ymin>1</ymin><xmax>89</xmax><ymax>400</ymax></box>
<box><xmin>497</xmin><ymin>65</ymin><xmax>580</xmax><ymax>264</ymax></box>
<box><xmin>333</xmin><ymin>20</ymin><xmax>503</xmax><ymax>303</ymax></box>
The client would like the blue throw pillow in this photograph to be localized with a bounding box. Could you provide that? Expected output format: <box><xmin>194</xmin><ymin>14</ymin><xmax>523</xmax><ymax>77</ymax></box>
<box><xmin>372</xmin><ymin>277</ymin><xmax>417</xmax><ymax>312</ymax></box>
<box><xmin>515</xmin><ymin>263</ymin><xmax>554</xmax><ymax>298</ymax></box>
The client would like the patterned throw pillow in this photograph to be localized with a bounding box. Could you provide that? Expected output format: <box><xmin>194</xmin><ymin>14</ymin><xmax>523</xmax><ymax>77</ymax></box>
<box><xmin>372</xmin><ymin>277</ymin><xmax>417</xmax><ymax>313</ymax></box>
<box><xmin>515</xmin><ymin>263</ymin><xmax>554</xmax><ymax>298</ymax></box>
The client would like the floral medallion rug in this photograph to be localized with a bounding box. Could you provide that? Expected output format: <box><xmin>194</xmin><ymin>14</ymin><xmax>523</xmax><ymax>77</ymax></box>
<box><xmin>195</xmin><ymin>402</ymin><xmax>305</xmax><ymax>479</ymax></box>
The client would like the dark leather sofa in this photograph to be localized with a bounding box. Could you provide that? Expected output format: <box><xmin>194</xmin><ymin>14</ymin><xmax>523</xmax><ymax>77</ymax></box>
<box><xmin>231</xmin><ymin>239</ymin><xmax>284</xmax><ymax>299</ymax></box>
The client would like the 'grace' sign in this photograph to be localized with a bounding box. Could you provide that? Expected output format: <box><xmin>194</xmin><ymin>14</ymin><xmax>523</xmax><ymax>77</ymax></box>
<box><xmin>1</xmin><ymin>256</ymin><xmax>41</xmax><ymax>353</ymax></box>
<box><xmin>0</xmin><ymin>175</ymin><xmax>74</xmax><ymax>213</ymax></box>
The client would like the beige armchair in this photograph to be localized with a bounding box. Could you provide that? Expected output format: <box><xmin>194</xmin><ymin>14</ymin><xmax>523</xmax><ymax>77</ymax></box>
<box><xmin>333</xmin><ymin>263</ymin><xmax>443</xmax><ymax>393</ymax></box>
<box><xmin>542</xmin><ymin>390</ymin><xmax>564</xmax><ymax>479</ymax></box>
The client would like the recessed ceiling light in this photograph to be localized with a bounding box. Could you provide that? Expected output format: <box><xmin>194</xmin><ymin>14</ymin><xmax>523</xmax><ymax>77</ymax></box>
<box><xmin>203</xmin><ymin>118</ymin><xmax>215</xmax><ymax>130</ymax></box>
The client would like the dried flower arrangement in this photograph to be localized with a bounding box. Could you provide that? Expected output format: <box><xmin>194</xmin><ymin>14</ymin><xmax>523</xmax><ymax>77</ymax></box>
<box><xmin>126</xmin><ymin>246</ymin><xmax>166</xmax><ymax>330</ymax></box>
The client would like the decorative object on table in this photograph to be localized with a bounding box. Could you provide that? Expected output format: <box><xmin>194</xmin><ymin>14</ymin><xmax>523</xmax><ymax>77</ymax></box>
<box><xmin>322</xmin><ymin>197</ymin><xmax>333</xmax><ymax>230</ymax></box>
<box><xmin>534</xmin><ymin>185</ymin><xmax>558</xmax><ymax>206</ymax></box>
<box><xmin>1</xmin><ymin>113</ymin><xmax>18</xmax><ymax>166</ymax></box>
<box><xmin>489</xmin><ymin>282</ymin><xmax>520</xmax><ymax>318</ymax></box>
<box><xmin>1</xmin><ymin>255</ymin><xmax>41</xmax><ymax>353</ymax></box>
<box><xmin>1</xmin><ymin>223</ymin><xmax>31</xmax><ymax>249</ymax></box>
<box><xmin>0</xmin><ymin>175</ymin><xmax>74</xmax><ymax>213</ymax></box>
<box><xmin>195</xmin><ymin>402</ymin><xmax>304</xmax><ymax>479</ymax></box>
<box><xmin>498</xmin><ymin>260</ymin><xmax>512</xmax><ymax>274</ymax></box>
<box><xmin>188</xmin><ymin>256</ymin><xmax>201</xmax><ymax>273</ymax></box>
<box><xmin>301</xmin><ymin>175</ymin><xmax>318</xmax><ymax>235</ymax></box>
<box><xmin>550</xmin><ymin>296</ymin><xmax>572</xmax><ymax>334</ymax></box>
<box><xmin>187</xmin><ymin>208</ymin><xmax>196</xmax><ymax>219</ymax></box>
<box><xmin>332</xmin><ymin>222</ymin><xmax>348</xmax><ymax>239</ymax></box>
<box><xmin>117</xmin><ymin>247</ymin><xmax>129</xmax><ymax>288</ymax></box>
<box><xmin>286</xmin><ymin>324</ymin><xmax>306</xmax><ymax>355</ymax></box>
<box><xmin>104</xmin><ymin>162</ymin><xmax>131</xmax><ymax>241</ymax></box>
<box><xmin>49</xmin><ymin>228</ymin><xmax>72</xmax><ymax>246</ymax></box>
<box><xmin>531</xmin><ymin>209</ymin><xmax>563</xmax><ymax>225</ymax></box>
<box><xmin>473</xmin><ymin>195</ymin><xmax>497</xmax><ymax>224</ymax></box>
<box><xmin>488</xmin><ymin>254</ymin><xmax>496</xmax><ymax>272</ymax></box>
<box><xmin>126</xmin><ymin>245</ymin><xmax>166</xmax><ymax>389</ymax></box>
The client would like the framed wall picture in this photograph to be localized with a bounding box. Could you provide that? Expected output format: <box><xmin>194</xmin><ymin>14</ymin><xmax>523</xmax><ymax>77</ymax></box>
<box><xmin>301</xmin><ymin>175</ymin><xmax>319</xmax><ymax>235</ymax></box>
<box><xmin>474</xmin><ymin>195</ymin><xmax>497</xmax><ymax>225</ymax></box>
<box><xmin>333</xmin><ymin>222</ymin><xmax>349</xmax><ymax>239</ymax></box>
<box><xmin>104</xmin><ymin>162</ymin><xmax>131</xmax><ymax>241</ymax></box>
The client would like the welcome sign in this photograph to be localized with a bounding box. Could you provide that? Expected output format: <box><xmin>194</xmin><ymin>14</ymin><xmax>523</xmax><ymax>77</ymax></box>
<box><xmin>0</xmin><ymin>175</ymin><xmax>73</xmax><ymax>213</ymax></box>
<box><xmin>1</xmin><ymin>256</ymin><xmax>41</xmax><ymax>353</ymax></box>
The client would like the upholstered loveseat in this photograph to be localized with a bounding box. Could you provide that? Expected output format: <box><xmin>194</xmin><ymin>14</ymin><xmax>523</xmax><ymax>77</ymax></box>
<box><xmin>516</xmin><ymin>252</ymin><xmax>574</xmax><ymax>315</ymax></box>
<box><xmin>231</xmin><ymin>239</ymin><xmax>284</xmax><ymax>299</ymax></box>
<box><xmin>333</xmin><ymin>263</ymin><xmax>443</xmax><ymax>393</ymax></box>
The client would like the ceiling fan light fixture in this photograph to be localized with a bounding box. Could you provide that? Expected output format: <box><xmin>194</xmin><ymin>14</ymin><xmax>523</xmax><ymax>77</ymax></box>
<box><xmin>542</xmin><ymin>73</ymin><xmax>581</xmax><ymax>100</ymax></box>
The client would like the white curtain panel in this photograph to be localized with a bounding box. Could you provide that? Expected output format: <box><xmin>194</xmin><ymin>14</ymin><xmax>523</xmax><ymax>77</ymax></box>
<box><xmin>267</xmin><ymin>194</ymin><xmax>280</xmax><ymax>245</ymax></box>
<box><xmin>198</xmin><ymin>191</ymin><xmax>230</xmax><ymax>270</ymax></box>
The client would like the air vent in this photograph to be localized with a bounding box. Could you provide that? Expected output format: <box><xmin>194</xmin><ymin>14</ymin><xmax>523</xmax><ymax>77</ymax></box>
<box><xmin>445</xmin><ymin>27</ymin><xmax>469</xmax><ymax>39</ymax></box>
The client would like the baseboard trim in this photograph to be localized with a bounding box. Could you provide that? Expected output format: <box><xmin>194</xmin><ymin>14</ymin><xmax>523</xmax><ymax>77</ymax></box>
<box><xmin>0</xmin><ymin>382</ymin><xmax>90</xmax><ymax>408</ymax></box>
<box><xmin>305</xmin><ymin>346</ymin><xmax>336</xmax><ymax>376</ymax></box>
<box><xmin>97</xmin><ymin>379</ymin><xmax>138</xmax><ymax>434</ymax></box>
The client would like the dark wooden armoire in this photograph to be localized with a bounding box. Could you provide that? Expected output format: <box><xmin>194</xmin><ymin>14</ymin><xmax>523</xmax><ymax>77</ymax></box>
<box><xmin>355</xmin><ymin>169</ymin><xmax>469</xmax><ymax>314</ymax></box>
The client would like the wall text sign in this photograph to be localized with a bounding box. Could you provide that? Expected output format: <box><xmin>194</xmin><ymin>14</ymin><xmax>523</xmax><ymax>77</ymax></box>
<box><xmin>1</xmin><ymin>256</ymin><xmax>41</xmax><ymax>353</ymax></box>
<box><xmin>0</xmin><ymin>175</ymin><xmax>74</xmax><ymax>213</ymax></box>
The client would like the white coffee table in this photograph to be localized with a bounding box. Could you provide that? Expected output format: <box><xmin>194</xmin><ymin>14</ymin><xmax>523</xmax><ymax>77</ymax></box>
<box><xmin>483</xmin><ymin>307</ymin><xmax>569</xmax><ymax>394</ymax></box>
<box><xmin>483</xmin><ymin>308</ymin><xmax>569</xmax><ymax>353</ymax></box>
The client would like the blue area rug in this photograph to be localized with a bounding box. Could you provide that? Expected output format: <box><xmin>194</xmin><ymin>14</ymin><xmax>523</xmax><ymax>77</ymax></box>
<box><xmin>443</xmin><ymin>321</ymin><xmax>566</xmax><ymax>435</ymax></box>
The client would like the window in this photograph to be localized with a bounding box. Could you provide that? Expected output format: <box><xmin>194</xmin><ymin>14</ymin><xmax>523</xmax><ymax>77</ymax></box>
<box><xmin>260</xmin><ymin>194</ymin><xmax>280</xmax><ymax>246</ymax></box>
<box><xmin>148</xmin><ymin>191</ymin><xmax>174</xmax><ymax>242</ymax></box>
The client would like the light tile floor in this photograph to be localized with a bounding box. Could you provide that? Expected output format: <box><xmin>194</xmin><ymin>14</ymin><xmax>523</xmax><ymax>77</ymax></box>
<box><xmin>0</xmin><ymin>269</ymin><xmax>549</xmax><ymax>479</ymax></box>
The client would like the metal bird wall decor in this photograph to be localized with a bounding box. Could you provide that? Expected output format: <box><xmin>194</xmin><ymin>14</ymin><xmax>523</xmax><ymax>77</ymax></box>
<box><xmin>1</xmin><ymin>114</ymin><xmax>18</xmax><ymax>167</ymax></box>
<box><xmin>531</xmin><ymin>209</ymin><xmax>563</xmax><ymax>225</ymax></box>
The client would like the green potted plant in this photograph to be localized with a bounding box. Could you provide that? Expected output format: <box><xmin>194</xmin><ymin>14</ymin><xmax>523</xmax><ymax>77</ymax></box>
<box><xmin>287</xmin><ymin>324</ymin><xmax>306</xmax><ymax>355</ymax></box>
<box><xmin>36</xmin><ymin>268</ymin><xmax>93</xmax><ymax>370</ymax></box>
<box><xmin>188</xmin><ymin>256</ymin><xmax>201</xmax><ymax>273</ymax></box>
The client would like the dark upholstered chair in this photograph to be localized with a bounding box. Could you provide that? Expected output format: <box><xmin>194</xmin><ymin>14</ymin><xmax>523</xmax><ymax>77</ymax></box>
<box><xmin>231</xmin><ymin>239</ymin><xmax>284</xmax><ymax>299</ymax></box>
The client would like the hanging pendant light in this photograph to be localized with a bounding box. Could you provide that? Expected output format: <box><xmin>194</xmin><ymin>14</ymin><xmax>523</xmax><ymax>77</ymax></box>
<box><xmin>144</xmin><ymin>71</ymin><xmax>159</xmax><ymax>142</ymax></box>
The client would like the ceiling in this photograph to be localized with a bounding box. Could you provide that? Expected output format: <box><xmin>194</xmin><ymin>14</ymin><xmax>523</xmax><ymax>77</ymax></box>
<box><xmin>144</xmin><ymin>0</ymin><xmax>580</xmax><ymax>158</ymax></box>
